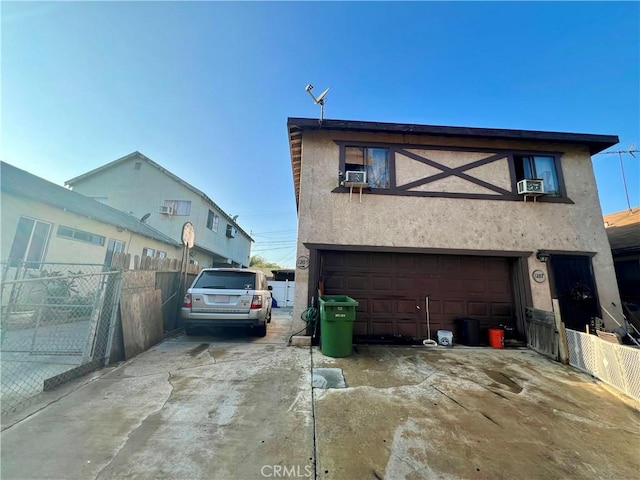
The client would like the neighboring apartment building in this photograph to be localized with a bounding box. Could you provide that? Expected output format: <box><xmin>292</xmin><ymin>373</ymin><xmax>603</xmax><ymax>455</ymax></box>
<box><xmin>65</xmin><ymin>152</ymin><xmax>252</xmax><ymax>268</ymax></box>
<box><xmin>604</xmin><ymin>206</ymin><xmax>640</xmax><ymax>306</ymax></box>
<box><xmin>1</xmin><ymin>162</ymin><xmax>181</xmax><ymax>269</ymax></box>
<box><xmin>288</xmin><ymin>117</ymin><xmax>623</xmax><ymax>340</ymax></box>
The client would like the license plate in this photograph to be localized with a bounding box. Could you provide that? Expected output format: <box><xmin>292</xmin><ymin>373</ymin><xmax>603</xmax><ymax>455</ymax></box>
<box><xmin>214</xmin><ymin>295</ymin><xmax>230</xmax><ymax>303</ymax></box>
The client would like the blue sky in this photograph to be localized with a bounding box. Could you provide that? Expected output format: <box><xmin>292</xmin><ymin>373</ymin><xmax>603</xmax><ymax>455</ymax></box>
<box><xmin>2</xmin><ymin>1</ymin><xmax>638</xmax><ymax>268</ymax></box>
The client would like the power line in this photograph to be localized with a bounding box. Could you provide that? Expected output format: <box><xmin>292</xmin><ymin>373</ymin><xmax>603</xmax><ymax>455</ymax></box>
<box><xmin>251</xmin><ymin>246</ymin><xmax>297</xmax><ymax>252</ymax></box>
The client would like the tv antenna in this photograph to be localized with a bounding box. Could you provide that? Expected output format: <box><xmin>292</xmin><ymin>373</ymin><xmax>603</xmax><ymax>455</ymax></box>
<box><xmin>305</xmin><ymin>84</ymin><xmax>330</xmax><ymax>124</ymax></box>
<box><xmin>595</xmin><ymin>145</ymin><xmax>638</xmax><ymax>213</ymax></box>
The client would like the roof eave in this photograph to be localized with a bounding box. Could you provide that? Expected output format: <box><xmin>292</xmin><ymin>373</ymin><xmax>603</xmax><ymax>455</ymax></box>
<box><xmin>287</xmin><ymin>117</ymin><xmax>620</xmax><ymax>209</ymax></box>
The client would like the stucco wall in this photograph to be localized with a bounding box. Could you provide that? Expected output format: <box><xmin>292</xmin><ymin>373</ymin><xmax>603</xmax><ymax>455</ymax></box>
<box><xmin>293</xmin><ymin>130</ymin><xmax>622</xmax><ymax>331</ymax></box>
<box><xmin>68</xmin><ymin>157</ymin><xmax>251</xmax><ymax>266</ymax></box>
<box><xmin>1</xmin><ymin>192</ymin><xmax>181</xmax><ymax>267</ymax></box>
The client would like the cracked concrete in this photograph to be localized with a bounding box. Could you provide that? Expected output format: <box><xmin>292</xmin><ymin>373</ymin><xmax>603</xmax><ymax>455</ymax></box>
<box><xmin>1</xmin><ymin>309</ymin><xmax>314</xmax><ymax>480</ymax></box>
<box><xmin>2</xmin><ymin>313</ymin><xmax>639</xmax><ymax>480</ymax></box>
<box><xmin>313</xmin><ymin>346</ymin><xmax>640</xmax><ymax>480</ymax></box>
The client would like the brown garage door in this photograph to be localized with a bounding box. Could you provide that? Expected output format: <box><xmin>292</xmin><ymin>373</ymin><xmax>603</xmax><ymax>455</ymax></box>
<box><xmin>321</xmin><ymin>251</ymin><xmax>514</xmax><ymax>338</ymax></box>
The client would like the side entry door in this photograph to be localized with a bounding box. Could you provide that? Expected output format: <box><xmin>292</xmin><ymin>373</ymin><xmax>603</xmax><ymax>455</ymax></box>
<box><xmin>548</xmin><ymin>255</ymin><xmax>599</xmax><ymax>331</ymax></box>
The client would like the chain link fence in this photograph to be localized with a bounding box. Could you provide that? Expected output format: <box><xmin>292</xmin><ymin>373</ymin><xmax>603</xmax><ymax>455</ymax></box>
<box><xmin>566</xmin><ymin>328</ymin><xmax>640</xmax><ymax>402</ymax></box>
<box><xmin>1</xmin><ymin>262</ymin><xmax>122</xmax><ymax>415</ymax></box>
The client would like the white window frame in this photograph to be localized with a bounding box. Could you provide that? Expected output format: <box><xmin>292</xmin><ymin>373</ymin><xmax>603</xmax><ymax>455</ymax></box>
<box><xmin>163</xmin><ymin>200</ymin><xmax>191</xmax><ymax>216</ymax></box>
<box><xmin>207</xmin><ymin>210</ymin><xmax>220</xmax><ymax>233</ymax></box>
<box><xmin>8</xmin><ymin>216</ymin><xmax>52</xmax><ymax>267</ymax></box>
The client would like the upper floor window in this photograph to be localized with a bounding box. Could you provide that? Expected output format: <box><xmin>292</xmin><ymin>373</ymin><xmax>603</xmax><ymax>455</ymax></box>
<box><xmin>514</xmin><ymin>155</ymin><xmax>560</xmax><ymax>196</ymax></box>
<box><xmin>164</xmin><ymin>200</ymin><xmax>191</xmax><ymax>216</ymax></box>
<box><xmin>57</xmin><ymin>226</ymin><xmax>106</xmax><ymax>246</ymax></box>
<box><xmin>344</xmin><ymin>147</ymin><xmax>390</xmax><ymax>189</ymax></box>
<box><xmin>207</xmin><ymin>210</ymin><xmax>220</xmax><ymax>232</ymax></box>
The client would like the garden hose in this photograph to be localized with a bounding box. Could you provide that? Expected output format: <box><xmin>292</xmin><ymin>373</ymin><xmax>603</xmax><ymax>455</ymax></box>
<box><xmin>288</xmin><ymin>306</ymin><xmax>319</xmax><ymax>344</ymax></box>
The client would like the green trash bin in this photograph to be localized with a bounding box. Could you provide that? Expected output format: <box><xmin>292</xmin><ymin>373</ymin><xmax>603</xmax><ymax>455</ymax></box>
<box><xmin>319</xmin><ymin>295</ymin><xmax>359</xmax><ymax>357</ymax></box>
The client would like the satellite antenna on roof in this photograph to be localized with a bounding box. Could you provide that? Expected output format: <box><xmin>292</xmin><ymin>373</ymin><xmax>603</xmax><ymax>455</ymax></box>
<box><xmin>305</xmin><ymin>84</ymin><xmax>330</xmax><ymax>124</ymax></box>
<box><xmin>140</xmin><ymin>213</ymin><xmax>151</xmax><ymax>223</ymax></box>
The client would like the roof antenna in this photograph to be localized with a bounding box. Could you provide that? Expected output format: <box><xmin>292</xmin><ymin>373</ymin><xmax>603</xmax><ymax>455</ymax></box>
<box><xmin>305</xmin><ymin>84</ymin><xmax>330</xmax><ymax>125</ymax></box>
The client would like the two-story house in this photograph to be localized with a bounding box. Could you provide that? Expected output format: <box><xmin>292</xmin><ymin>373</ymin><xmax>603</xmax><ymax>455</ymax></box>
<box><xmin>1</xmin><ymin>162</ymin><xmax>181</xmax><ymax>270</ymax></box>
<box><xmin>65</xmin><ymin>152</ymin><xmax>252</xmax><ymax>268</ymax></box>
<box><xmin>288</xmin><ymin>117</ymin><xmax>623</xmax><ymax>341</ymax></box>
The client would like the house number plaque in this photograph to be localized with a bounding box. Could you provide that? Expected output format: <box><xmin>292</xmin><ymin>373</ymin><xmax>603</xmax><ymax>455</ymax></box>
<box><xmin>532</xmin><ymin>270</ymin><xmax>546</xmax><ymax>283</ymax></box>
<box><xmin>296</xmin><ymin>256</ymin><xmax>310</xmax><ymax>269</ymax></box>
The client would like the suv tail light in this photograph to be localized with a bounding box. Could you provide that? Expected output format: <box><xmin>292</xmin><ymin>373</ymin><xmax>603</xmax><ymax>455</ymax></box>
<box><xmin>250</xmin><ymin>295</ymin><xmax>262</xmax><ymax>309</ymax></box>
<box><xmin>183</xmin><ymin>293</ymin><xmax>192</xmax><ymax>309</ymax></box>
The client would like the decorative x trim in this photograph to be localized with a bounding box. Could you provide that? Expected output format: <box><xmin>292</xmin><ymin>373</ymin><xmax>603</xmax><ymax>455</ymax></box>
<box><xmin>396</xmin><ymin>149</ymin><xmax>512</xmax><ymax>196</ymax></box>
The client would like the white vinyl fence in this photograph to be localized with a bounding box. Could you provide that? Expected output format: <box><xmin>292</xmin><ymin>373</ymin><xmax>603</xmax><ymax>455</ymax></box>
<box><xmin>565</xmin><ymin>328</ymin><xmax>640</xmax><ymax>402</ymax></box>
<box><xmin>268</xmin><ymin>280</ymin><xmax>295</xmax><ymax>308</ymax></box>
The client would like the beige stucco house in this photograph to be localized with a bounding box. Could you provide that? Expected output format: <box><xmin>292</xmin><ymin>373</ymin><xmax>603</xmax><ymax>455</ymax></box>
<box><xmin>288</xmin><ymin>117</ymin><xmax>623</xmax><ymax>341</ymax></box>
<box><xmin>65</xmin><ymin>152</ymin><xmax>252</xmax><ymax>268</ymax></box>
<box><xmin>1</xmin><ymin>161</ymin><xmax>181</xmax><ymax>270</ymax></box>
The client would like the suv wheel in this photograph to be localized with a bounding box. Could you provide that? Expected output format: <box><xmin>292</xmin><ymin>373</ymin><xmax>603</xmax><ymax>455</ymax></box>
<box><xmin>255</xmin><ymin>323</ymin><xmax>267</xmax><ymax>337</ymax></box>
<box><xmin>266</xmin><ymin>308</ymin><xmax>272</xmax><ymax>324</ymax></box>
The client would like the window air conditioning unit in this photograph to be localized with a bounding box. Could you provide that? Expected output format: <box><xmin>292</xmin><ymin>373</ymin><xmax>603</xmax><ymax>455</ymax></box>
<box><xmin>158</xmin><ymin>205</ymin><xmax>173</xmax><ymax>215</ymax></box>
<box><xmin>226</xmin><ymin>225</ymin><xmax>237</xmax><ymax>238</ymax></box>
<box><xmin>345</xmin><ymin>170</ymin><xmax>367</xmax><ymax>184</ymax></box>
<box><xmin>517</xmin><ymin>179</ymin><xmax>544</xmax><ymax>195</ymax></box>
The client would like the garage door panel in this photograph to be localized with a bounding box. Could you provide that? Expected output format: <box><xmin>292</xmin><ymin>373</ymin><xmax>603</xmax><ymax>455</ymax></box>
<box><xmin>416</xmin><ymin>277</ymin><xmax>439</xmax><ymax>293</ymax></box>
<box><xmin>443</xmin><ymin>300</ymin><xmax>465</xmax><ymax>316</ymax></box>
<box><xmin>396</xmin><ymin>299</ymin><xmax>418</xmax><ymax>314</ymax></box>
<box><xmin>416</xmin><ymin>255</ymin><xmax>439</xmax><ymax>271</ymax></box>
<box><xmin>324</xmin><ymin>275</ymin><xmax>345</xmax><ymax>291</ymax></box>
<box><xmin>371</xmin><ymin>298</ymin><xmax>393</xmax><ymax>314</ymax></box>
<box><xmin>321</xmin><ymin>251</ymin><xmax>514</xmax><ymax>339</ymax></box>
<box><xmin>323</xmin><ymin>252</ymin><xmax>343</xmax><ymax>268</ymax></box>
<box><xmin>465</xmin><ymin>257</ymin><xmax>486</xmax><ymax>275</ymax></box>
<box><xmin>395</xmin><ymin>255</ymin><xmax>416</xmax><ymax>273</ymax></box>
<box><xmin>396</xmin><ymin>276</ymin><xmax>414</xmax><ymax>293</ymax></box>
<box><xmin>353</xmin><ymin>320</ymin><xmax>368</xmax><ymax>336</ymax></box>
<box><xmin>371</xmin><ymin>276</ymin><xmax>390</xmax><ymax>292</ymax></box>
<box><xmin>426</xmin><ymin>299</ymin><xmax>442</xmax><ymax>314</ymax></box>
<box><xmin>371</xmin><ymin>321</ymin><xmax>394</xmax><ymax>335</ymax></box>
<box><xmin>487</xmin><ymin>257</ymin><xmax>510</xmax><ymax>275</ymax></box>
<box><xmin>345</xmin><ymin>252</ymin><xmax>370</xmax><ymax>269</ymax></box>
<box><xmin>441</xmin><ymin>278</ymin><xmax>464</xmax><ymax>293</ymax></box>
<box><xmin>441</xmin><ymin>256</ymin><xmax>463</xmax><ymax>272</ymax></box>
<box><xmin>491</xmin><ymin>303</ymin><xmax>513</xmax><ymax>318</ymax></box>
<box><xmin>468</xmin><ymin>302</ymin><xmax>489</xmax><ymax>317</ymax></box>
<box><xmin>346</xmin><ymin>274</ymin><xmax>368</xmax><ymax>292</ymax></box>
<box><xmin>396</xmin><ymin>322</ymin><xmax>419</xmax><ymax>337</ymax></box>
<box><xmin>466</xmin><ymin>279</ymin><xmax>486</xmax><ymax>294</ymax></box>
<box><xmin>489</xmin><ymin>278</ymin><xmax>511</xmax><ymax>296</ymax></box>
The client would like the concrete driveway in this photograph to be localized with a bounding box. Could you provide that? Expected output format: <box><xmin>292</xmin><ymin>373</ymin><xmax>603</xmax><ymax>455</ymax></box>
<box><xmin>2</xmin><ymin>309</ymin><xmax>639</xmax><ymax>479</ymax></box>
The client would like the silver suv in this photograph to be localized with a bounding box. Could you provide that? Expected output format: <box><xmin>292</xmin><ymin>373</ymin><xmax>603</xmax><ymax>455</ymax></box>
<box><xmin>181</xmin><ymin>268</ymin><xmax>272</xmax><ymax>336</ymax></box>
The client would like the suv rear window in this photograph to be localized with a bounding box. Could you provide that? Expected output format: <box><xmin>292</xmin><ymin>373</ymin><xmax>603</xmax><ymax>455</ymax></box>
<box><xmin>193</xmin><ymin>271</ymin><xmax>256</xmax><ymax>290</ymax></box>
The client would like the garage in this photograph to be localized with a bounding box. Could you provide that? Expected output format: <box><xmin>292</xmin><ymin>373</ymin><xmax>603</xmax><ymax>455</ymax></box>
<box><xmin>320</xmin><ymin>250</ymin><xmax>515</xmax><ymax>340</ymax></box>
